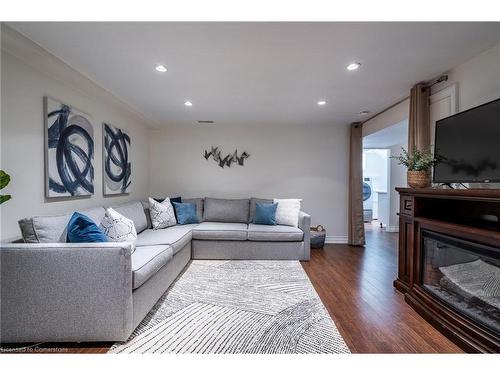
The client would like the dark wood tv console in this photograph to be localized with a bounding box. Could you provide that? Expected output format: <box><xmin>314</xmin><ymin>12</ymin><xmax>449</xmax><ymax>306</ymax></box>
<box><xmin>394</xmin><ymin>187</ymin><xmax>500</xmax><ymax>353</ymax></box>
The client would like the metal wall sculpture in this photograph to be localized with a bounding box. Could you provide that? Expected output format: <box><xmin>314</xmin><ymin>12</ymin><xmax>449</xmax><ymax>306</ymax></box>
<box><xmin>204</xmin><ymin>146</ymin><xmax>250</xmax><ymax>168</ymax></box>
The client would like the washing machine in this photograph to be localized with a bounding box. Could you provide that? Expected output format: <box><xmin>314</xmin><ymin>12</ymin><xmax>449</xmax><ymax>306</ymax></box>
<box><xmin>363</xmin><ymin>177</ymin><xmax>373</xmax><ymax>222</ymax></box>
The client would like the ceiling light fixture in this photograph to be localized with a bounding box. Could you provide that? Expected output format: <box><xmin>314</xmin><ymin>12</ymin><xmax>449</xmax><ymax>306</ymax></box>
<box><xmin>155</xmin><ymin>64</ymin><xmax>167</xmax><ymax>73</ymax></box>
<box><xmin>317</xmin><ymin>100</ymin><xmax>327</xmax><ymax>106</ymax></box>
<box><xmin>184</xmin><ymin>100</ymin><xmax>193</xmax><ymax>107</ymax></box>
<box><xmin>359</xmin><ymin>110</ymin><xmax>370</xmax><ymax>115</ymax></box>
<box><xmin>346</xmin><ymin>62</ymin><xmax>361</xmax><ymax>71</ymax></box>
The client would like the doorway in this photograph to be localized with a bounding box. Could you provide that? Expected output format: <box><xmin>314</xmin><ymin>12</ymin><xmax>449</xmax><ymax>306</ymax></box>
<box><xmin>363</xmin><ymin>120</ymin><xmax>408</xmax><ymax>233</ymax></box>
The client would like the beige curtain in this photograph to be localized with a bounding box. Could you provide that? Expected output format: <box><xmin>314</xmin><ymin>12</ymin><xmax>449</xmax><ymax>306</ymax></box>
<box><xmin>348</xmin><ymin>122</ymin><xmax>365</xmax><ymax>246</ymax></box>
<box><xmin>408</xmin><ymin>83</ymin><xmax>431</xmax><ymax>153</ymax></box>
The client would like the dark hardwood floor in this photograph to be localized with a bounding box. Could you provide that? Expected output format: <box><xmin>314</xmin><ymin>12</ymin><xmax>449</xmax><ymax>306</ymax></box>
<box><xmin>302</xmin><ymin>229</ymin><xmax>462</xmax><ymax>353</ymax></box>
<box><xmin>1</xmin><ymin>229</ymin><xmax>462</xmax><ymax>354</ymax></box>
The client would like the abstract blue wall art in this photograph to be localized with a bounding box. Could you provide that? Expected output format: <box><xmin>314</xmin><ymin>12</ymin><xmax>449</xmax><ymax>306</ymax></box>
<box><xmin>103</xmin><ymin>123</ymin><xmax>131</xmax><ymax>195</ymax></box>
<box><xmin>44</xmin><ymin>97</ymin><xmax>94</xmax><ymax>198</ymax></box>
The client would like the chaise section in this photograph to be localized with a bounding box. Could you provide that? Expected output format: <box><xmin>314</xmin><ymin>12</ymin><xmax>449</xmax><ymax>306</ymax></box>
<box><xmin>247</xmin><ymin>223</ymin><xmax>304</xmax><ymax>242</ymax></box>
<box><xmin>192</xmin><ymin>222</ymin><xmax>248</xmax><ymax>241</ymax></box>
<box><xmin>136</xmin><ymin>224</ymin><xmax>197</xmax><ymax>253</ymax></box>
<box><xmin>0</xmin><ymin>242</ymin><xmax>134</xmax><ymax>343</ymax></box>
<box><xmin>131</xmin><ymin>245</ymin><xmax>173</xmax><ymax>289</ymax></box>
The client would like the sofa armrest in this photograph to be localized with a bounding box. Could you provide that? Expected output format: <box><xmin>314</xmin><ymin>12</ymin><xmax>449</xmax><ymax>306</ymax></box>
<box><xmin>0</xmin><ymin>242</ymin><xmax>134</xmax><ymax>343</ymax></box>
<box><xmin>298</xmin><ymin>211</ymin><xmax>311</xmax><ymax>261</ymax></box>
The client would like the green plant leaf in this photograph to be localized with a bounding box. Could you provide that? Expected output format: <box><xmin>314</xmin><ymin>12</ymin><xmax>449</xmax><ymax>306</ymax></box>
<box><xmin>0</xmin><ymin>194</ymin><xmax>11</xmax><ymax>205</ymax></box>
<box><xmin>390</xmin><ymin>147</ymin><xmax>439</xmax><ymax>171</ymax></box>
<box><xmin>0</xmin><ymin>170</ymin><xmax>10</xmax><ymax>190</ymax></box>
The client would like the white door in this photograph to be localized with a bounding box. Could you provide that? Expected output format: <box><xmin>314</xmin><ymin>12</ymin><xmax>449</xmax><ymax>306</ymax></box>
<box><xmin>430</xmin><ymin>83</ymin><xmax>458</xmax><ymax>145</ymax></box>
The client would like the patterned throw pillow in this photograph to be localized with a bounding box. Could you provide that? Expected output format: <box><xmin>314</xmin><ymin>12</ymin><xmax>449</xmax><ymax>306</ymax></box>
<box><xmin>148</xmin><ymin>197</ymin><xmax>177</xmax><ymax>229</ymax></box>
<box><xmin>273</xmin><ymin>198</ymin><xmax>302</xmax><ymax>227</ymax></box>
<box><xmin>100</xmin><ymin>208</ymin><xmax>137</xmax><ymax>245</ymax></box>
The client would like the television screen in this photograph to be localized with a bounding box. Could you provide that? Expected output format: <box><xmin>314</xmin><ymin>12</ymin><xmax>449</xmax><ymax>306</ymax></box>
<box><xmin>433</xmin><ymin>98</ymin><xmax>500</xmax><ymax>183</ymax></box>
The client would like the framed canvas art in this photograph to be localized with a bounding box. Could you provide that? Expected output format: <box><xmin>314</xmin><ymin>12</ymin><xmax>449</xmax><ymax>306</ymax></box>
<box><xmin>103</xmin><ymin>123</ymin><xmax>131</xmax><ymax>195</ymax></box>
<box><xmin>44</xmin><ymin>96</ymin><xmax>94</xmax><ymax>198</ymax></box>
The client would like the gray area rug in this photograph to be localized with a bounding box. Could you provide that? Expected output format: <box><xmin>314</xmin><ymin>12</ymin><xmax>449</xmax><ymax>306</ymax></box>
<box><xmin>109</xmin><ymin>260</ymin><xmax>350</xmax><ymax>354</ymax></box>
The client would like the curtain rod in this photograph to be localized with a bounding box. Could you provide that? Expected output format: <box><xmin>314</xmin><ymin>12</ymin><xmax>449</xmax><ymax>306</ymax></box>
<box><xmin>361</xmin><ymin>74</ymin><xmax>448</xmax><ymax>125</ymax></box>
<box><xmin>361</xmin><ymin>96</ymin><xmax>409</xmax><ymax>125</ymax></box>
<box><xmin>425</xmin><ymin>74</ymin><xmax>448</xmax><ymax>88</ymax></box>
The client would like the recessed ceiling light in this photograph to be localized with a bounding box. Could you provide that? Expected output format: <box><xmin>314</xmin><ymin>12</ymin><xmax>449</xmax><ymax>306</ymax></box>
<box><xmin>317</xmin><ymin>100</ymin><xmax>327</xmax><ymax>106</ymax></box>
<box><xmin>359</xmin><ymin>110</ymin><xmax>370</xmax><ymax>115</ymax></box>
<box><xmin>184</xmin><ymin>100</ymin><xmax>193</xmax><ymax>107</ymax></box>
<box><xmin>346</xmin><ymin>62</ymin><xmax>361</xmax><ymax>71</ymax></box>
<box><xmin>155</xmin><ymin>64</ymin><xmax>167</xmax><ymax>73</ymax></box>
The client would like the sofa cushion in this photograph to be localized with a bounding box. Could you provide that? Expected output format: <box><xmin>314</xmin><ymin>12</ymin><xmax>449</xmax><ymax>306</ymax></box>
<box><xmin>273</xmin><ymin>198</ymin><xmax>302</xmax><ymax>227</ymax></box>
<box><xmin>249</xmin><ymin>198</ymin><xmax>273</xmax><ymax>223</ymax></box>
<box><xmin>111</xmin><ymin>201</ymin><xmax>148</xmax><ymax>233</ymax></box>
<box><xmin>136</xmin><ymin>224</ymin><xmax>197</xmax><ymax>254</ymax></box>
<box><xmin>203</xmin><ymin>198</ymin><xmax>250</xmax><ymax>223</ymax></box>
<box><xmin>20</xmin><ymin>207</ymin><xmax>106</xmax><ymax>243</ymax></box>
<box><xmin>183</xmin><ymin>198</ymin><xmax>203</xmax><ymax>222</ymax></box>
<box><xmin>252</xmin><ymin>202</ymin><xmax>278</xmax><ymax>225</ymax></box>
<box><xmin>148</xmin><ymin>197</ymin><xmax>177</xmax><ymax>229</ymax></box>
<box><xmin>67</xmin><ymin>212</ymin><xmax>108</xmax><ymax>243</ymax></box>
<box><xmin>153</xmin><ymin>197</ymin><xmax>181</xmax><ymax>219</ymax></box>
<box><xmin>131</xmin><ymin>245</ymin><xmax>173</xmax><ymax>289</ymax></box>
<box><xmin>172</xmin><ymin>202</ymin><xmax>199</xmax><ymax>225</ymax></box>
<box><xmin>247</xmin><ymin>224</ymin><xmax>304</xmax><ymax>242</ymax></box>
<box><xmin>192</xmin><ymin>222</ymin><xmax>248</xmax><ymax>241</ymax></box>
<box><xmin>100</xmin><ymin>208</ymin><xmax>138</xmax><ymax>244</ymax></box>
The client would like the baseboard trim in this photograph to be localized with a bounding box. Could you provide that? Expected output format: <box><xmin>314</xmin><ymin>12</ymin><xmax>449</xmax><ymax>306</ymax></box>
<box><xmin>386</xmin><ymin>226</ymin><xmax>399</xmax><ymax>233</ymax></box>
<box><xmin>325</xmin><ymin>235</ymin><xmax>348</xmax><ymax>244</ymax></box>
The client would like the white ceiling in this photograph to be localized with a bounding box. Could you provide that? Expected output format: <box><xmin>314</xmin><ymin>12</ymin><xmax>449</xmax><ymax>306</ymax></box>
<box><xmin>363</xmin><ymin>120</ymin><xmax>408</xmax><ymax>149</ymax></box>
<box><xmin>8</xmin><ymin>22</ymin><xmax>500</xmax><ymax>128</ymax></box>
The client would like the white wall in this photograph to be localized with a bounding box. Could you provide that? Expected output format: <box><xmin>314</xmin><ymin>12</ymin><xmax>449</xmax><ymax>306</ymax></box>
<box><xmin>362</xmin><ymin>98</ymin><xmax>410</xmax><ymax>138</ymax></box>
<box><xmin>0</xmin><ymin>26</ymin><xmax>154</xmax><ymax>241</ymax></box>
<box><xmin>149</xmin><ymin>123</ymin><xmax>349</xmax><ymax>242</ymax></box>
<box><xmin>433</xmin><ymin>41</ymin><xmax>500</xmax><ymax>111</ymax></box>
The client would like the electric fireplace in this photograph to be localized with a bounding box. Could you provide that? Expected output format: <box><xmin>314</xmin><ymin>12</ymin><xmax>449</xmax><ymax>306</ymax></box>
<box><xmin>421</xmin><ymin>231</ymin><xmax>500</xmax><ymax>335</ymax></box>
<box><xmin>394</xmin><ymin>187</ymin><xmax>500</xmax><ymax>352</ymax></box>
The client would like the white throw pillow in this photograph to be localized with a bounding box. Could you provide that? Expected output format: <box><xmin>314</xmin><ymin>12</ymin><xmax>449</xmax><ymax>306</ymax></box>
<box><xmin>100</xmin><ymin>208</ymin><xmax>138</xmax><ymax>245</ymax></box>
<box><xmin>273</xmin><ymin>198</ymin><xmax>302</xmax><ymax>227</ymax></box>
<box><xmin>149</xmin><ymin>197</ymin><xmax>177</xmax><ymax>229</ymax></box>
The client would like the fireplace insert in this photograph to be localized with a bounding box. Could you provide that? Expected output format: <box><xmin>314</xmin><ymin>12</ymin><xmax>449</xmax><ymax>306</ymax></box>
<box><xmin>421</xmin><ymin>230</ymin><xmax>500</xmax><ymax>335</ymax></box>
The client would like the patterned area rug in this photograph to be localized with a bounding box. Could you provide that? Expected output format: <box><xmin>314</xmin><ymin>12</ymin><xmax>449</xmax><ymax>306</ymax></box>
<box><xmin>109</xmin><ymin>260</ymin><xmax>350</xmax><ymax>354</ymax></box>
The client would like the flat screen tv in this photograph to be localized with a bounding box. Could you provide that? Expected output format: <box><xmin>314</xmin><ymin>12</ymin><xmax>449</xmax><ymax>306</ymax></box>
<box><xmin>433</xmin><ymin>97</ymin><xmax>500</xmax><ymax>183</ymax></box>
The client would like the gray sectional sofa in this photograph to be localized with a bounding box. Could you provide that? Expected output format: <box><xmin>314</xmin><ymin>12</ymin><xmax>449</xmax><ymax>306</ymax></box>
<box><xmin>0</xmin><ymin>197</ymin><xmax>310</xmax><ymax>343</ymax></box>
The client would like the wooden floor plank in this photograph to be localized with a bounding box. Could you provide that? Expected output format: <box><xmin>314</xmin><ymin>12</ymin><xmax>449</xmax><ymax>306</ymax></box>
<box><xmin>301</xmin><ymin>229</ymin><xmax>462</xmax><ymax>353</ymax></box>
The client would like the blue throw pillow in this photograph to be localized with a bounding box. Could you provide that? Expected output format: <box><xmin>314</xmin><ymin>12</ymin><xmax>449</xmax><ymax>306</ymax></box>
<box><xmin>172</xmin><ymin>202</ymin><xmax>199</xmax><ymax>225</ymax></box>
<box><xmin>67</xmin><ymin>212</ymin><xmax>108</xmax><ymax>243</ymax></box>
<box><xmin>252</xmin><ymin>202</ymin><xmax>278</xmax><ymax>225</ymax></box>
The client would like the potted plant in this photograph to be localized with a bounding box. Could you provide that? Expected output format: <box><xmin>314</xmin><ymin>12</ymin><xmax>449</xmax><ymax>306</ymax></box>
<box><xmin>0</xmin><ymin>170</ymin><xmax>12</xmax><ymax>204</ymax></box>
<box><xmin>392</xmin><ymin>147</ymin><xmax>439</xmax><ymax>188</ymax></box>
